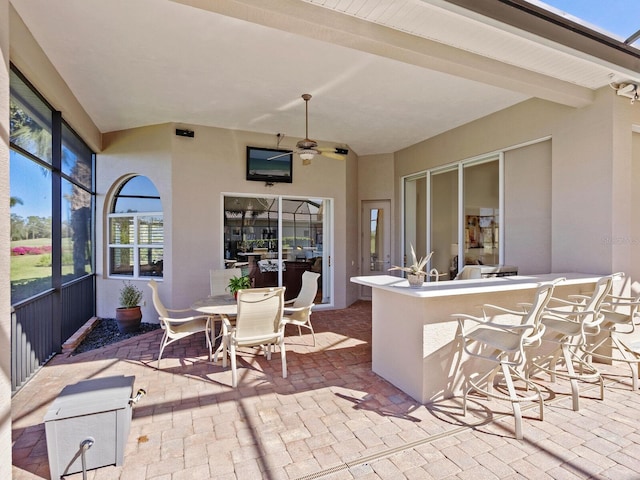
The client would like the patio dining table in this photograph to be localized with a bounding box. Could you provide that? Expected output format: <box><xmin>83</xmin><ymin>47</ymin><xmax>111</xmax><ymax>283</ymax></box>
<box><xmin>191</xmin><ymin>295</ymin><xmax>237</xmax><ymax>317</ymax></box>
<box><xmin>191</xmin><ymin>295</ymin><xmax>238</xmax><ymax>362</ymax></box>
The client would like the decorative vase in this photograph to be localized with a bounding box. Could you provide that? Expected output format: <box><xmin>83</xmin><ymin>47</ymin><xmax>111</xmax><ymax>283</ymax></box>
<box><xmin>407</xmin><ymin>274</ymin><xmax>424</xmax><ymax>288</ymax></box>
<box><xmin>115</xmin><ymin>306</ymin><xmax>142</xmax><ymax>334</ymax></box>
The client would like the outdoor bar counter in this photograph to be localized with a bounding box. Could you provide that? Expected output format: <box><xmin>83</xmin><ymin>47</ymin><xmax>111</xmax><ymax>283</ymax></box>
<box><xmin>351</xmin><ymin>273</ymin><xmax>603</xmax><ymax>404</ymax></box>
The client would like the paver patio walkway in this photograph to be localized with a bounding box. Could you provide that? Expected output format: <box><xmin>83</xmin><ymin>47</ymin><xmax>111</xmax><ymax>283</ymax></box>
<box><xmin>11</xmin><ymin>301</ymin><xmax>640</xmax><ymax>479</ymax></box>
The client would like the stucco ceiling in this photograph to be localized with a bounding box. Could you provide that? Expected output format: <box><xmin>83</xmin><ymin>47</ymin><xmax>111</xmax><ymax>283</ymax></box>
<box><xmin>10</xmin><ymin>0</ymin><xmax>640</xmax><ymax>156</ymax></box>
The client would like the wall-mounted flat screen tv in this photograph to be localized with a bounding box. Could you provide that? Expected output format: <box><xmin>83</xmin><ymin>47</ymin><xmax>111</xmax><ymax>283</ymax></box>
<box><xmin>246</xmin><ymin>146</ymin><xmax>293</xmax><ymax>183</ymax></box>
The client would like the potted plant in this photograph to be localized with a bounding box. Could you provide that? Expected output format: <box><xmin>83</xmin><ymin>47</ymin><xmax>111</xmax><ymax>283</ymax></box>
<box><xmin>228</xmin><ymin>275</ymin><xmax>251</xmax><ymax>299</ymax></box>
<box><xmin>115</xmin><ymin>281</ymin><xmax>144</xmax><ymax>333</ymax></box>
<box><xmin>389</xmin><ymin>244</ymin><xmax>433</xmax><ymax>287</ymax></box>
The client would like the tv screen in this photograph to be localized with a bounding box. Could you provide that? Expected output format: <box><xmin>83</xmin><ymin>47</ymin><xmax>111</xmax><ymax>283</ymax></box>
<box><xmin>246</xmin><ymin>146</ymin><xmax>293</xmax><ymax>183</ymax></box>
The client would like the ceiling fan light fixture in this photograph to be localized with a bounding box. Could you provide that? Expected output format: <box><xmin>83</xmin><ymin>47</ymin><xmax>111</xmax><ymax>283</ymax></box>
<box><xmin>299</xmin><ymin>150</ymin><xmax>315</xmax><ymax>161</ymax></box>
<box><xmin>300</xmin><ymin>150</ymin><xmax>315</xmax><ymax>165</ymax></box>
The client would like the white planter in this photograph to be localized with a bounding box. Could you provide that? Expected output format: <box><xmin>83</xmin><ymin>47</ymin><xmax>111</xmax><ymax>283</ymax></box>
<box><xmin>407</xmin><ymin>274</ymin><xmax>424</xmax><ymax>288</ymax></box>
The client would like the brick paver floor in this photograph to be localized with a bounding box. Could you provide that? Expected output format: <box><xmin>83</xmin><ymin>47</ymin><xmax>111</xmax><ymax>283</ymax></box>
<box><xmin>11</xmin><ymin>301</ymin><xmax>640</xmax><ymax>479</ymax></box>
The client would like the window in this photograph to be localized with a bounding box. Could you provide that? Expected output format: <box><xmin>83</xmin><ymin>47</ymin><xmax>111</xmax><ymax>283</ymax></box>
<box><xmin>108</xmin><ymin>176</ymin><xmax>163</xmax><ymax>278</ymax></box>
<box><xmin>403</xmin><ymin>156</ymin><xmax>500</xmax><ymax>280</ymax></box>
<box><xmin>10</xmin><ymin>67</ymin><xmax>96</xmax><ymax>303</ymax></box>
<box><xmin>223</xmin><ymin>195</ymin><xmax>331</xmax><ymax>304</ymax></box>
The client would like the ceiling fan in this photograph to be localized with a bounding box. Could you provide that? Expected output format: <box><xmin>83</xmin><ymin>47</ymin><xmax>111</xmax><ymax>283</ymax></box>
<box><xmin>270</xmin><ymin>94</ymin><xmax>349</xmax><ymax>165</ymax></box>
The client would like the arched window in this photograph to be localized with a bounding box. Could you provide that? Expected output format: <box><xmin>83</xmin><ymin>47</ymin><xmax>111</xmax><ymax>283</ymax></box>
<box><xmin>108</xmin><ymin>176</ymin><xmax>163</xmax><ymax>278</ymax></box>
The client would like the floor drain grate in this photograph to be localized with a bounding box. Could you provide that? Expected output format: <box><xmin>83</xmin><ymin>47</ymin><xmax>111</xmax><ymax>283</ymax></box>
<box><xmin>294</xmin><ymin>380</ymin><xmax>615</xmax><ymax>480</ymax></box>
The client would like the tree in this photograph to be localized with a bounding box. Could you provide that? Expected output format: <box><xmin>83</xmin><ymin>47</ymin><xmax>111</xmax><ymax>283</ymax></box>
<box><xmin>10</xmin><ymin>214</ymin><xmax>26</xmax><ymax>241</ymax></box>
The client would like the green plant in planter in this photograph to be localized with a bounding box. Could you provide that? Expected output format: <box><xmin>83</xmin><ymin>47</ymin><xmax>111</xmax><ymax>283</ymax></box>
<box><xmin>119</xmin><ymin>281</ymin><xmax>144</xmax><ymax>308</ymax></box>
<box><xmin>388</xmin><ymin>244</ymin><xmax>433</xmax><ymax>287</ymax></box>
<box><xmin>228</xmin><ymin>275</ymin><xmax>251</xmax><ymax>297</ymax></box>
<box><xmin>116</xmin><ymin>281</ymin><xmax>144</xmax><ymax>333</ymax></box>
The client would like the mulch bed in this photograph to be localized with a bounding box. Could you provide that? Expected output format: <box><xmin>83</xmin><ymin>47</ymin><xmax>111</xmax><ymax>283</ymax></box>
<box><xmin>73</xmin><ymin>318</ymin><xmax>160</xmax><ymax>354</ymax></box>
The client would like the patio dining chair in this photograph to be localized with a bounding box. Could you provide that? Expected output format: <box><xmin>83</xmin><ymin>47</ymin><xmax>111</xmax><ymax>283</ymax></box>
<box><xmin>221</xmin><ymin>287</ymin><xmax>287</xmax><ymax>388</ymax></box>
<box><xmin>210</xmin><ymin>267</ymin><xmax>242</xmax><ymax>297</ymax></box>
<box><xmin>453</xmin><ymin>278</ymin><xmax>562</xmax><ymax>439</ymax></box>
<box><xmin>283</xmin><ymin>271</ymin><xmax>320</xmax><ymax>346</ymax></box>
<box><xmin>148</xmin><ymin>280</ymin><xmax>212</xmax><ymax>368</ymax></box>
<box><xmin>580</xmin><ymin>276</ymin><xmax>640</xmax><ymax>390</ymax></box>
<box><xmin>531</xmin><ymin>274</ymin><xmax>617</xmax><ymax>411</ymax></box>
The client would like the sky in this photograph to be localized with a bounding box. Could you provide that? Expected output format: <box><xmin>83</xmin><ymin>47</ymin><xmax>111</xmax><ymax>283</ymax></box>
<box><xmin>535</xmin><ymin>0</ymin><xmax>640</xmax><ymax>44</ymax></box>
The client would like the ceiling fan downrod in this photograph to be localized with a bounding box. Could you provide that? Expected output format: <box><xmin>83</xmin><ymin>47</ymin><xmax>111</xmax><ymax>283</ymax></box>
<box><xmin>303</xmin><ymin>93</ymin><xmax>312</xmax><ymax>141</ymax></box>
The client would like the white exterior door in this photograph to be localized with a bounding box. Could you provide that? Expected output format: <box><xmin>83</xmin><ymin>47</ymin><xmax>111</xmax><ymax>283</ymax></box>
<box><xmin>360</xmin><ymin>200</ymin><xmax>391</xmax><ymax>300</ymax></box>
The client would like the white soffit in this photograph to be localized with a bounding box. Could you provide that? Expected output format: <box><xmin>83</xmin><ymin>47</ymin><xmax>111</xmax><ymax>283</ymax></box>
<box><xmin>304</xmin><ymin>0</ymin><xmax>635</xmax><ymax>87</ymax></box>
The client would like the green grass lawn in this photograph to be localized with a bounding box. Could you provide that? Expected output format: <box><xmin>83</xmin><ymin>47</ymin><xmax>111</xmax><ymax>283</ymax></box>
<box><xmin>10</xmin><ymin>253</ymin><xmax>51</xmax><ymax>281</ymax></box>
<box><xmin>11</xmin><ymin>238</ymin><xmax>87</xmax><ymax>303</ymax></box>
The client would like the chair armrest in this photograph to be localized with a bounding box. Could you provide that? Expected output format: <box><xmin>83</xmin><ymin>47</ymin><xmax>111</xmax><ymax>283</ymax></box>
<box><xmin>544</xmin><ymin>308</ymin><xmax>602</xmax><ymax>326</ymax></box>
<box><xmin>453</xmin><ymin>312</ymin><xmax>534</xmax><ymax>337</ymax></box>
<box><xmin>603</xmin><ymin>295</ymin><xmax>640</xmax><ymax>308</ymax></box>
<box><xmin>452</xmin><ymin>313</ymin><xmax>486</xmax><ymax>336</ymax></box>
<box><xmin>545</xmin><ymin>307</ymin><xmax>597</xmax><ymax>316</ymax></box>
<box><xmin>547</xmin><ymin>296</ymin><xmax>586</xmax><ymax>307</ymax></box>
<box><xmin>165</xmin><ymin>307</ymin><xmax>194</xmax><ymax>314</ymax></box>
<box><xmin>451</xmin><ymin>313</ymin><xmax>484</xmax><ymax>322</ymax></box>
<box><xmin>567</xmin><ymin>294</ymin><xmax>591</xmax><ymax>301</ymax></box>
<box><xmin>480</xmin><ymin>304</ymin><xmax>528</xmax><ymax>316</ymax></box>
<box><xmin>607</xmin><ymin>294</ymin><xmax>639</xmax><ymax>302</ymax></box>
<box><xmin>283</xmin><ymin>305</ymin><xmax>311</xmax><ymax>314</ymax></box>
<box><xmin>283</xmin><ymin>305</ymin><xmax>313</xmax><ymax>322</ymax></box>
<box><xmin>160</xmin><ymin>315</ymin><xmax>208</xmax><ymax>324</ymax></box>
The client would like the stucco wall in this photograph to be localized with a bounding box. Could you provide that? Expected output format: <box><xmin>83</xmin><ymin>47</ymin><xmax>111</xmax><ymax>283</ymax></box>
<box><xmin>97</xmin><ymin>124</ymin><xmax>358</xmax><ymax>318</ymax></box>
<box><xmin>1</xmin><ymin>0</ymin><xmax>11</xmax><ymax>476</ymax></box>
<box><xmin>393</xmin><ymin>93</ymin><xmax>640</xmax><ymax>280</ymax></box>
<box><xmin>504</xmin><ymin>140</ymin><xmax>552</xmax><ymax>274</ymax></box>
<box><xmin>97</xmin><ymin>125</ymin><xmax>173</xmax><ymax>321</ymax></box>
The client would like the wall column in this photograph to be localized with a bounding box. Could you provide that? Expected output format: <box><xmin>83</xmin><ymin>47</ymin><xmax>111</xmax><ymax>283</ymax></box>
<box><xmin>0</xmin><ymin>0</ymin><xmax>13</xmax><ymax>476</ymax></box>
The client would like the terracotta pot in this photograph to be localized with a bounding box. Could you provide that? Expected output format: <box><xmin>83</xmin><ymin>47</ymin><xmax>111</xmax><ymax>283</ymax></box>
<box><xmin>115</xmin><ymin>306</ymin><xmax>142</xmax><ymax>334</ymax></box>
<box><xmin>407</xmin><ymin>274</ymin><xmax>425</xmax><ymax>288</ymax></box>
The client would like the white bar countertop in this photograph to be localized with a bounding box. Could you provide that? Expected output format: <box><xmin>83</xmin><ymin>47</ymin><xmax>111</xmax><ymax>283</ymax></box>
<box><xmin>351</xmin><ymin>272</ymin><xmax>602</xmax><ymax>298</ymax></box>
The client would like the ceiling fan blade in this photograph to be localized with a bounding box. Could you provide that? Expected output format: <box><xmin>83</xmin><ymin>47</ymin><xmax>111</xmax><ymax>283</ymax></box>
<box><xmin>319</xmin><ymin>151</ymin><xmax>347</xmax><ymax>161</ymax></box>
<box><xmin>317</xmin><ymin>147</ymin><xmax>348</xmax><ymax>160</ymax></box>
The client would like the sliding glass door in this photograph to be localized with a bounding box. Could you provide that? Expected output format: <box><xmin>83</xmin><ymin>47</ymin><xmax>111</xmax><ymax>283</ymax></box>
<box><xmin>430</xmin><ymin>167</ymin><xmax>459</xmax><ymax>279</ymax></box>
<box><xmin>403</xmin><ymin>156</ymin><xmax>500</xmax><ymax>279</ymax></box>
<box><xmin>403</xmin><ymin>175</ymin><xmax>427</xmax><ymax>270</ymax></box>
<box><xmin>223</xmin><ymin>195</ymin><xmax>330</xmax><ymax>304</ymax></box>
<box><xmin>463</xmin><ymin>159</ymin><xmax>500</xmax><ymax>267</ymax></box>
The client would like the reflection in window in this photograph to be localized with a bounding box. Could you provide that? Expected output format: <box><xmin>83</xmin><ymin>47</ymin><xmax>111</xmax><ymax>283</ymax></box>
<box><xmin>62</xmin><ymin>178</ymin><xmax>92</xmax><ymax>281</ymax></box>
<box><xmin>430</xmin><ymin>168</ymin><xmax>458</xmax><ymax>278</ymax></box>
<box><xmin>10</xmin><ymin>151</ymin><xmax>53</xmax><ymax>303</ymax></box>
<box><xmin>108</xmin><ymin>177</ymin><xmax>163</xmax><ymax>277</ymax></box>
<box><xmin>464</xmin><ymin>160</ymin><xmax>499</xmax><ymax>266</ymax></box>
<box><xmin>62</xmin><ymin>123</ymin><xmax>93</xmax><ymax>190</ymax></box>
<box><xmin>10</xmin><ymin>70</ymin><xmax>53</xmax><ymax>164</ymax></box>
<box><xmin>369</xmin><ymin>208</ymin><xmax>382</xmax><ymax>271</ymax></box>
<box><xmin>223</xmin><ymin>196</ymin><xmax>328</xmax><ymax>303</ymax></box>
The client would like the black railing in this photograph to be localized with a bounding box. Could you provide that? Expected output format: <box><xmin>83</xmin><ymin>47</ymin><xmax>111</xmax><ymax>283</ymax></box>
<box><xmin>61</xmin><ymin>276</ymin><xmax>96</xmax><ymax>341</ymax></box>
<box><xmin>11</xmin><ymin>275</ymin><xmax>95</xmax><ymax>393</ymax></box>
